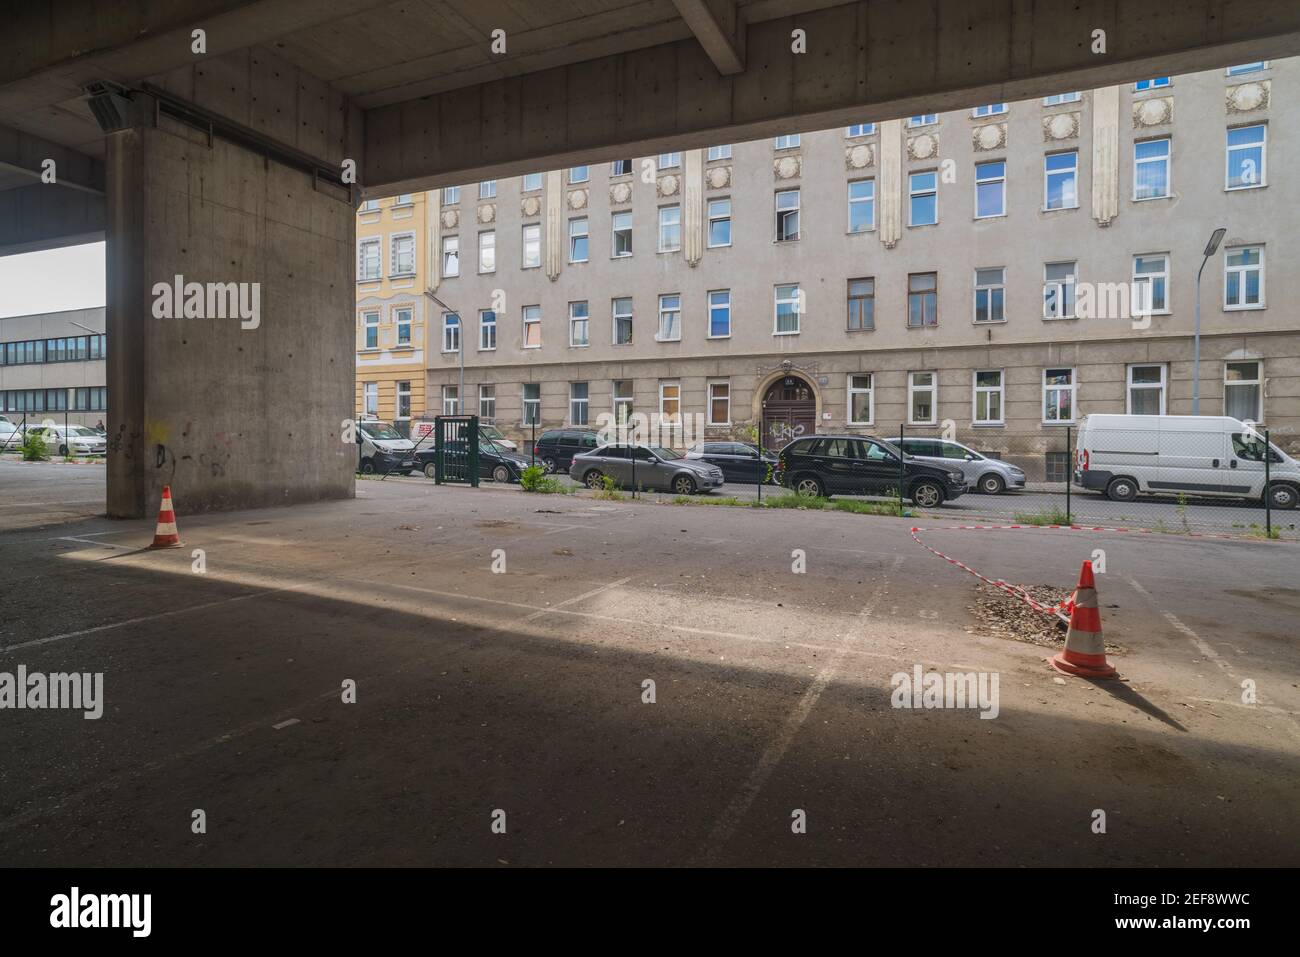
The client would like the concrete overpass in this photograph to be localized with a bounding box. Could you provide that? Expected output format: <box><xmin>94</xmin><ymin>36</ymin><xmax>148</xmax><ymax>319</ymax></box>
<box><xmin>2</xmin><ymin>0</ymin><xmax>1298</xmax><ymax>516</ymax></box>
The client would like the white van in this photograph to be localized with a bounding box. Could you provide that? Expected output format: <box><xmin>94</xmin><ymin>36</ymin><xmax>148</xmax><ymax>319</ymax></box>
<box><xmin>355</xmin><ymin>418</ymin><xmax>416</xmax><ymax>475</ymax></box>
<box><xmin>1074</xmin><ymin>414</ymin><xmax>1298</xmax><ymax>510</ymax></box>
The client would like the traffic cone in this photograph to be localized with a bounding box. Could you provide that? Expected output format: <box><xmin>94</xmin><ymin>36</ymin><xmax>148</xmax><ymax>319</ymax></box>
<box><xmin>1050</xmin><ymin>560</ymin><xmax>1117</xmax><ymax>678</ymax></box>
<box><xmin>149</xmin><ymin>485</ymin><xmax>183</xmax><ymax>549</ymax></box>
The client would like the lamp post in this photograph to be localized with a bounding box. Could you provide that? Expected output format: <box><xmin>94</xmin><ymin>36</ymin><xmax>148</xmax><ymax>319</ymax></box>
<box><xmin>1193</xmin><ymin>227</ymin><xmax>1227</xmax><ymax>415</ymax></box>
<box><xmin>424</xmin><ymin>290</ymin><xmax>462</xmax><ymax>415</ymax></box>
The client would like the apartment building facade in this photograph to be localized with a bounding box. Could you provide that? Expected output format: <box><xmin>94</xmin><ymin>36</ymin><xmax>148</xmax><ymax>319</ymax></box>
<box><xmin>0</xmin><ymin>307</ymin><xmax>107</xmax><ymax>430</ymax></box>
<box><xmin>357</xmin><ymin>59</ymin><xmax>1297</xmax><ymax>476</ymax></box>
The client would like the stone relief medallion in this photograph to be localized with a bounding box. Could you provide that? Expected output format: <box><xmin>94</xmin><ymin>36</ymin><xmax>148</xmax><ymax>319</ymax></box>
<box><xmin>1226</xmin><ymin>81</ymin><xmax>1270</xmax><ymax>114</ymax></box>
<box><xmin>656</xmin><ymin>173</ymin><xmax>680</xmax><ymax>197</ymax></box>
<box><xmin>773</xmin><ymin>155</ymin><xmax>802</xmax><ymax>179</ymax></box>
<box><xmin>1132</xmin><ymin>96</ymin><xmax>1172</xmax><ymax>128</ymax></box>
<box><xmin>706</xmin><ymin>165</ymin><xmax>732</xmax><ymax>189</ymax></box>
<box><xmin>844</xmin><ymin>144</ymin><xmax>874</xmax><ymax>169</ymax></box>
<box><xmin>520</xmin><ymin>195</ymin><xmax>541</xmax><ymax>218</ymax></box>
<box><xmin>972</xmin><ymin>122</ymin><xmax>1007</xmax><ymax>152</ymax></box>
<box><xmin>1042</xmin><ymin>111</ymin><xmax>1080</xmax><ymax>141</ymax></box>
<box><xmin>477</xmin><ymin>203</ymin><xmax>495</xmax><ymax>224</ymax></box>
<box><xmin>567</xmin><ymin>188</ymin><xmax>588</xmax><ymax>210</ymax></box>
<box><xmin>441</xmin><ymin>209</ymin><xmax>459</xmax><ymax>230</ymax></box>
<box><xmin>906</xmin><ymin>133</ymin><xmax>937</xmax><ymax>160</ymax></box>
<box><xmin>609</xmin><ymin>181</ymin><xmax>633</xmax><ymax>205</ymax></box>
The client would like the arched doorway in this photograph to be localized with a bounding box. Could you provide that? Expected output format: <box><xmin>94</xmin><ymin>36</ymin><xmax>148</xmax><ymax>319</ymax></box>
<box><xmin>761</xmin><ymin>373</ymin><xmax>817</xmax><ymax>449</ymax></box>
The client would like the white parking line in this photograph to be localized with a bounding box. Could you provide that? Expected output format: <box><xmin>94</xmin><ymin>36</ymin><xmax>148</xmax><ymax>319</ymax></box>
<box><xmin>1128</xmin><ymin>576</ymin><xmax>1232</xmax><ymax>675</ymax></box>
<box><xmin>272</xmin><ymin>718</ymin><xmax>301</xmax><ymax>730</ymax></box>
<box><xmin>523</xmin><ymin>576</ymin><xmax>634</xmax><ymax>622</ymax></box>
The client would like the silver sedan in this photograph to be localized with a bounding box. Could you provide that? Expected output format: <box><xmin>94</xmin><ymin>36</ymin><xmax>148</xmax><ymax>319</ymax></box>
<box><xmin>570</xmin><ymin>444</ymin><xmax>725</xmax><ymax>494</ymax></box>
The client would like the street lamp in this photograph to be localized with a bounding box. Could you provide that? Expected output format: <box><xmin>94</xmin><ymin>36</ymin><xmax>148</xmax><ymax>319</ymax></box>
<box><xmin>1193</xmin><ymin>227</ymin><xmax>1227</xmax><ymax>415</ymax></box>
<box><xmin>424</xmin><ymin>290</ymin><xmax>462</xmax><ymax>415</ymax></box>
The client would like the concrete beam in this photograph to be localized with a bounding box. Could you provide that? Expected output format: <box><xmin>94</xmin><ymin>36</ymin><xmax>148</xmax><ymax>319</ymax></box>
<box><xmin>363</xmin><ymin>0</ymin><xmax>1300</xmax><ymax>193</ymax></box>
<box><xmin>0</xmin><ymin>123</ymin><xmax>104</xmax><ymax>195</ymax></box>
<box><xmin>0</xmin><ymin>183</ymin><xmax>104</xmax><ymax>257</ymax></box>
<box><xmin>672</xmin><ymin>0</ymin><xmax>746</xmax><ymax>75</ymax></box>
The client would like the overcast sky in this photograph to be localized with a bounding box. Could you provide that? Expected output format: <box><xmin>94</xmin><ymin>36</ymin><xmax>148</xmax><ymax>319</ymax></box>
<box><xmin>0</xmin><ymin>242</ymin><xmax>105</xmax><ymax>319</ymax></box>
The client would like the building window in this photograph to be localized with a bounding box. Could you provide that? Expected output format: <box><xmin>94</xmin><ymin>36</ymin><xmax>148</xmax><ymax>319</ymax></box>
<box><xmin>848</xmin><ymin>179</ymin><xmax>875</xmax><ymax>232</ymax></box>
<box><xmin>442</xmin><ymin>236</ymin><xmax>460</xmax><ymax>277</ymax></box>
<box><xmin>846</xmin><ymin>123</ymin><xmax>875</xmax><ymax>137</ymax></box>
<box><xmin>522</xmin><ymin>172</ymin><xmax>543</xmax><ymax>192</ymax></box>
<box><xmin>848</xmin><ymin>374</ymin><xmax>874</xmax><ymax>425</ymax></box>
<box><xmin>1226</xmin><ymin>124</ymin><xmax>1266</xmax><ymax>190</ymax></box>
<box><xmin>363</xmin><ymin>381</ymin><xmax>378</xmax><ymax>415</ymax></box>
<box><xmin>707</xmin><ymin>145</ymin><xmax>732</xmax><ymax>161</ymax></box>
<box><xmin>1224</xmin><ymin>361</ymin><xmax>1262</xmax><ymax>421</ymax></box>
<box><xmin>909</xmin><ymin>171</ymin><xmax>937</xmax><ymax>226</ymax></box>
<box><xmin>442</xmin><ymin>186</ymin><xmax>460</xmax><ymax>205</ymax></box>
<box><xmin>396</xmin><ymin>381</ymin><xmax>412</xmax><ymax>420</ymax></box>
<box><xmin>657</xmin><ymin>294</ymin><xmax>681</xmax><ymax>341</ymax></box>
<box><xmin>708</xmin><ymin>289</ymin><xmax>731</xmax><ymax>338</ymax></box>
<box><xmin>73</xmin><ymin>387</ymin><xmax>107</xmax><ymax>411</ymax></box>
<box><xmin>1225</xmin><ymin>246</ymin><xmax>1264</xmax><ymax>309</ymax></box>
<box><xmin>975</xmin><ymin>161</ymin><xmax>1005</xmax><ymax>218</ymax></box>
<box><xmin>1045</xmin><ymin>452</ymin><xmax>1070</xmax><ymax>483</ymax></box>
<box><xmin>612</xmin><ymin>211</ymin><xmax>633</xmax><ymax>257</ymax></box>
<box><xmin>569</xmin><ymin>217</ymin><xmax>589</xmax><ymax>263</ymax></box>
<box><xmin>973</xmin><ymin>370</ymin><xmax>1004</xmax><ymax>424</ymax></box>
<box><xmin>363</xmin><ymin>310</ymin><xmax>379</xmax><ymax>349</ymax></box>
<box><xmin>847</xmin><ymin>278</ymin><xmax>874</xmax><ymax>331</ymax></box>
<box><xmin>1043</xmin><ymin>262</ymin><xmax>1077</xmax><ymax>319</ymax></box>
<box><xmin>1134</xmin><ymin>138</ymin><xmax>1171</xmax><ymax>200</ymax></box>
<box><xmin>569</xmin><ymin>165</ymin><xmax>589</xmax><ymax>184</ymax></box>
<box><xmin>523</xmin><ymin>305</ymin><xmax>542</xmax><ymax>348</ymax></box>
<box><xmin>1227</xmin><ymin>62</ymin><xmax>1267</xmax><ymax>76</ymax></box>
<box><xmin>570</xmin><ymin>382</ymin><xmax>589</xmax><ymax>425</ymax></box>
<box><xmin>907</xmin><ymin>272</ymin><xmax>938</xmax><ymax>327</ymax></box>
<box><xmin>908</xmin><ymin>114</ymin><xmax>937</xmax><ymax>127</ymax></box>
<box><xmin>1127</xmin><ymin>364</ymin><xmax>1166</xmax><ymax>415</ymax></box>
<box><xmin>442</xmin><ymin>313</ymin><xmax>461</xmax><ymax>353</ymax></box>
<box><xmin>357</xmin><ymin>238</ymin><xmax>381</xmax><ymax>280</ymax></box>
<box><xmin>1043</xmin><ymin>92</ymin><xmax>1081</xmax><ymax>105</ymax></box>
<box><xmin>569</xmin><ymin>301</ymin><xmax>590</xmax><ymax>347</ymax></box>
<box><xmin>1044</xmin><ymin>151</ymin><xmax>1078</xmax><ymax>209</ymax></box>
<box><xmin>1134</xmin><ymin>77</ymin><xmax>1170</xmax><ymax>90</ymax></box>
<box><xmin>659</xmin><ymin>382</ymin><xmax>681</xmax><ymax>421</ymax></box>
<box><xmin>442</xmin><ymin>385</ymin><xmax>460</xmax><ymax>415</ymax></box>
<box><xmin>479</xmin><ymin>309</ymin><xmax>497</xmax><ymax>350</ymax></box>
<box><xmin>1132</xmin><ymin>254</ymin><xmax>1169</xmax><ymax>314</ymax></box>
<box><xmin>389</xmin><ymin>232</ymin><xmax>415</xmax><ymax>276</ymax></box>
<box><xmin>478</xmin><ymin>180</ymin><xmax>496</xmax><ymax>199</ymax></box>
<box><xmin>774</xmin><ymin>284</ymin><xmax>801</xmax><ymax>335</ymax></box>
<box><xmin>479</xmin><ymin>384</ymin><xmax>496</xmax><ymax>421</ymax></box>
<box><xmin>613</xmin><ymin>380</ymin><xmax>634</xmax><ymax>424</ymax></box>
<box><xmin>1043</xmin><ymin>368</ymin><xmax>1076</xmax><ymax>423</ymax></box>
<box><xmin>613</xmin><ymin>297</ymin><xmax>634</xmax><ymax>345</ymax></box>
<box><xmin>478</xmin><ymin>231</ymin><xmax>496</xmax><ymax>273</ymax></box>
<box><xmin>394</xmin><ymin>306</ymin><xmax>412</xmax><ymax>346</ymax></box>
<box><xmin>359</xmin><ymin>199</ymin><xmax>379</xmax><ymax>212</ymax></box>
<box><xmin>707</xmin><ymin>199</ymin><xmax>732</xmax><ymax>247</ymax></box>
<box><xmin>522</xmin><ymin>224</ymin><xmax>541</xmax><ymax>268</ymax></box>
<box><xmin>972</xmin><ymin>103</ymin><xmax>1007</xmax><ymax>117</ymax></box>
<box><xmin>611</xmin><ymin>159</ymin><xmax>632</xmax><ymax>176</ymax></box>
<box><xmin>522</xmin><ymin>384</ymin><xmax>541</xmax><ymax>425</ymax></box>
<box><xmin>974</xmin><ymin>267</ymin><xmax>1005</xmax><ymax>323</ymax></box>
<box><xmin>775</xmin><ymin>188</ymin><xmax>800</xmax><ymax>241</ymax></box>
<box><xmin>774</xmin><ymin>134</ymin><xmax>800</xmax><ymax>150</ymax></box>
<box><xmin>394</xmin><ymin>193</ymin><xmax>413</xmax><ymax>206</ymax></box>
<box><xmin>657</xmin><ymin>152</ymin><xmax>681</xmax><ymax>170</ymax></box>
<box><xmin>908</xmin><ymin>372</ymin><xmax>937</xmax><ymax>425</ymax></box>
<box><xmin>708</xmin><ymin>382</ymin><xmax>731</xmax><ymax>426</ymax></box>
<box><xmin>658</xmin><ymin>206</ymin><xmax>681</xmax><ymax>252</ymax></box>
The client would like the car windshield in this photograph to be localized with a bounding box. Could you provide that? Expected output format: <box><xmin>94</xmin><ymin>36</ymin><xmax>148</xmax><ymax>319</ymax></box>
<box><xmin>649</xmin><ymin>446</ymin><xmax>680</xmax><ymax>460</ymax></box>
<box><xmin>70</xmin><ymin>427</ymin><xmax>99</xmax><ymax>436</ymax></box>
<box><xmin>480</xmin><ymin>426</ymin><xmax>504</xmax><ymax>440</ymax></box>
<box><xmin>360</xmin><ymin>422</ymin><xmax>403</xmax><ymax>440</ymax></box>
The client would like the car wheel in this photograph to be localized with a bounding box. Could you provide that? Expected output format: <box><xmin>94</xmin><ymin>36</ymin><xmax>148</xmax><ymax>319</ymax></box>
<box><xmin>672</xmin><ymin>474</ymin><xmax>697</xmax><ymax>495</ymax></box>
<box><xmin>492</xmin><ymin>464</ymin><xmax>511</xmax><ymax>483</ymax></box>
<box><xmin>1266</xmin><ymin>483</ymin><xmax>1299</xmax><ymax>511</ymax></box>
<box><xmin>423</xmin><ymin>463</ymin><xmax>437</xmax><ymax>480</ymax></box>
<box><xmin>794</xmin><ymin>475</ymin><xmax>824</xmax><ymax>498</ymax></box>
<box><xmin>1106</xmin><ymin>477</ymin><xmax>1138</xmax><ymax>503</ymax></box>
<box><xmin>58</xmin><ymin>444</ymin><xmax>68</xmax><ymax>456</ymax></box>
<box><xmin>360</xmin><ymin>459</ymin><xmax>376</xmax><ymax>475</ymax></box>
<box><xmin>910</xmin><ymin>480</ymin><xmax>945</xmax><ymax>508</ymax></box>
<box><xmin>584</xmin><ymin>469</ymin><xmax>605</xmax><ymax>489</ymax></box>
<box><xmin>542</xmin><ymin>456</ymin><xmax>557</xmax><ymax>474</ymax></box>
<box><xmin>978</xmin><ymin>473</ymin><xmax>1005</xmax><ymax>495</ymax></box>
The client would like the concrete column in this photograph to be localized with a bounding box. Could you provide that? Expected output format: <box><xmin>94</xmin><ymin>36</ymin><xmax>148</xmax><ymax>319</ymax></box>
<box><xmin>105</xmin><ymin>116</ymin><xmax>354</xmax><ymax>518</ymax></box>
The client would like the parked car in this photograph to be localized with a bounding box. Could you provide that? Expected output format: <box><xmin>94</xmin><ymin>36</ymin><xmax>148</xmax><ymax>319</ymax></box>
<box><xmin>534</xmin><ymin>428</ymin><xmax>600</xmax><ymax>473</ymax></box>
<box><xmin>24</xmin><ymin>423</ymin><xmax>107</xmax><ymax>456</ymax></box>
<box><xmin>685</xmin><ymin>441</ymin><xmax>780</xmax><ymax>484</ymax></box>
<box><xmin>1074</xmin><ymin>413</ymin><xmax>1299</xmax><ymax>509</ymax></box>
<box><xmin>0</xmin><ymin>415</ymin><xmax>19</xmax><ymax>446</ymax></box>
<box><xmin>478</xmin><ymin>423</ymin><xmax>518</xmax><ymax>452</ymax></box>
<box><xmin>777</xmin><ymin>434</ymin><xmax>966</xmax><ymax>506</ymax></box>
<box><xmin>355</xmin><ymin>419</ymin><xmax>416</xmax><ymax>475</ymax></box>
<box><xmin>570</xmin><ymin>444</ymin><xmax>725</xmax><ymax>494</ymax></box>
<box><xmin>415</xmin><ymin>439</ymin><xmax>530</xmax><ymax>483</ymax></box>
<box><xmin>891</xmin><ymin>436</ymin><xmax>1025</xmax><ymax>494</ymax></box>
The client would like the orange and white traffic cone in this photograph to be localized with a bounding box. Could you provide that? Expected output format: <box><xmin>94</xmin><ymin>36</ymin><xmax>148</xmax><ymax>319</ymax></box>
<box><xmin>1050</xmin><ymin>560</ymin><xmax>1117</xmax><ymax>678</ymax></box>
<box><xmin>149</xmin><ymin>485</ymin><xmax>183</xmax><ymax>549</ymax></box>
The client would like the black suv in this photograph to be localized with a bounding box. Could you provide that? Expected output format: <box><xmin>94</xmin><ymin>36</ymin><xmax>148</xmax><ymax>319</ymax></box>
<box><xmin>778</xmin><ymin>435</ymin><xmax>966</xmax><ymax>507</ymax></box>
<box><xmin>533</xmin><ymin>428</ymin><xmax>600</xmax><ymax>473</ymax></box>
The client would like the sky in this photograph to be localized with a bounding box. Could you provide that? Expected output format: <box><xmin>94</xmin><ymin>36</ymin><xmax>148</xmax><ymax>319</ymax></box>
<box><xmin>0</xmin><ymin>241</ymin><xmax>105</xmax><ymax>319</ymax></box>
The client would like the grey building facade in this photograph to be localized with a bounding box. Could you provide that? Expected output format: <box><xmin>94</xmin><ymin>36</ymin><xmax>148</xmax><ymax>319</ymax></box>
<box><xmin>0</xmin><ymin>307</ymin><xmax>107</xmax><ymax>430</ymax></box>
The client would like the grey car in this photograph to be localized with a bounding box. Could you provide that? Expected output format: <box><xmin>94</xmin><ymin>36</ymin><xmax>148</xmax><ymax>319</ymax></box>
<box><xmin>570</xmin><ymin>444</ymin><xmax>725</xmax><ymax>494</ymax></box>
<box><xmin>893</xmin><ymin>437</ymin><xmax>1025</xmax><ymax>494</ymax></box>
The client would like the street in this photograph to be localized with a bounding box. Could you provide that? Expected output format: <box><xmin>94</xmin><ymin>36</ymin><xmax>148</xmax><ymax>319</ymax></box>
<box><xmin>1</xmin><ymin>459</ymin><xmax>1297</xmax><ymax>866</ymax></box>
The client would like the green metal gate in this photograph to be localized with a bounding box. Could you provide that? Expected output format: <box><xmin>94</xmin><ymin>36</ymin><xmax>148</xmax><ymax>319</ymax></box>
<box><xmin>434</xmin><ymin>415</ymin><xmax>479</xmax><ymax>487</ymax></box>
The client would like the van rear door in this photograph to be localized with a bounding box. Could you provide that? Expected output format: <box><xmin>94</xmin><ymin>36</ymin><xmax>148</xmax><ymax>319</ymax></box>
<box><xmin>1153</xmin><ymin>422</ymin><xmax>1229</xmax><ymax>495</ymax></box>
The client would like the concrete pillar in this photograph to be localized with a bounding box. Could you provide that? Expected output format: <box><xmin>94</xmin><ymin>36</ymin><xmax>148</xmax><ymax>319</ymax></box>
<box><xmin>105</xmin><ymin>115</ymin><xmax>355</xmax><ymax>518</ymax></box>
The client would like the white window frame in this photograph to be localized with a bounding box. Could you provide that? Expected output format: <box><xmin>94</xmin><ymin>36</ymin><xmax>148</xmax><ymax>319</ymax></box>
<box><xmin>657</xmin><ymin>152</ymin><xmax>681</xmax><ymax>170</ymax></box>
<box><xmin>522</xmin><ymin>384</ymin><xmax>541</xmax><ymax>425</ymax></box>
<box><xmin>568</xmin><ymin>165</ymin><xmax>590</xmax><ymax>184</ymax></box>
<box><xmin>478</xmin><ymin>230</ymin><xmax>496</xmax><ymax>274</ymax></box>
<box><xmin>1042</xmin><ymin>368</ymin><xmax>1077</xmax><ymax>424</ymax></box>
<box><xmin>774</xmin><ymin>134</ymin><xmax>801</xmax><ymax>150</ymax></box>
<box><xmin>1225</xmin><ymin>123</ymin><xmax>1267</xmax><ymax>191</ymax></box>
<box><xmin>569</xmin><ymin>381</ymin><xmax>590</xmax><ymax>425</ymax></box>
<box><xmin>357</xmin><ymin>237</ymin><xmax>381</xmax><ymax>281</ymax></box>
<box><xmin>442</xmin><ymin>186</ymin><xmax>460</xmax><ymax>205</ymax></box>
<box><xmin>908</xmin><ymin>171</ymin><xmax>938</xmax><ymax>226</ymax></box>
<box><xmin>521</xmin><ymin>223</ymin><xmax>541</xmax><ymax>269</ymax></box>
<box><xmin>846</xmin><ymin>123</ymin><xmax>876</xmax><ymax>137</ymax></box>
<box><xmin>707</xmin><ymin>381</ymin><xmax>731</xmax><ymax>427</ymax></box>
<box><xmin>363</xmin><ymin>381</ymin><xmax>378</xmax><ymax>415</ymax></box>
<box><xmin>973</xmin><ymin>267</ymin><xmax>1006</xmax><ymax>323</ymax></box>
<box><xmin>707</xmin><ymin>145</ymin><xmax>732</xmax><ymax>161</ymax></box>
<box><xmin>612</xmin><ymin>211</ymin><xmax>633</xmax><ymax>258</ymax></box>
<box><xmin>396</xmin><ymin>381</ymin><xmax>412</xmax><ymax>420</ymax></box>
<box><xmin>972</xmin><ymin>370</ymin><xmax>1005</xmax><ymax>425</ymax></box>
<box><xmin>1134</xmin><ymin>77</ymin><xmax>1171</xmax><ymax>91</ymax></box>
<box><xmin>442</xmin><ymin>235</ymin><xmax>460</xmax><ymax>277</ymax></box>
<box><xmin>359</xmin><ymin>199</ymin><xmax>379</xmax><ymax>212</ymax></box>
<box><xmin>1044</xmin><ymin>150</ymin><xmax>1079</xmax><ymax>210</ymax></box>
<box><xmin>1132</xmin><ymin>253</ymin><xmax>1170</xmax><ymax>315</ymax></box>
<box><xmin>1043</xmin><ymin>92</ymin><xmax>1081</xmax><ymax>105</ymax></box>
<box><xmin>1224</xmin><ymin>246</ymin><xmax>1265</xmax><ymax>310</ymax></box>
<box><xmin>657</xmin><ymin>294</ymin><xmax>681</xmax><ymax>342</ymax></box>
<box><xmin>569</xmin><ymin>301</ymin><xmax>590</xmax><ymax>347</ymax></box>
<box><xmin>848</xmin><ymin>179</ymin><xmax>875</xmax><ymax>233</ymax></box>
<box><xmin>847</xmin><ymin>373</ymin><xmax>874</xmax><ymax>426</ymax></box>
<box><xmin>393</xmin><ymin>193</ymin><xmax>413</xmax><ymax>207</ymax></box>
<box><xmin>707</xmin><ymin>289</ymin><xmax>731</xmax><ymax>339</ymax></box>
<box><xmin>611</xmin><ymin>159</ymin><xmax>632</xmax><ymax>176</ymax></box>
<box><xmin>522</xmin><ymin>305</ymin><xmax>542</xmax><ymax>349</ymax></box>
<box><xmin>394</xmin><ymin>305</ymin><xmax>413</xmax><ymax>347</ymax></box>
<box><xmin>907</xmin><ymin>372</ymin><xmax>937</xmax><ymax>426</ymax></box>
<box><xmin>479</xmin><ymin>384</ymin><xmax>496</xmax><ymax>421</ymax></box>
<box><xmin>478</xmin><ymin>180</ymin><xmax>497</xmax><ymax>199</ymax></box>
<box><xmin>613</xmin><ymin>380</ymin><xmax>634</xmax><ymax>423</ymax></box>
<box><xmin>908</xmin><ymin>114</ymin><xmax>937</xmax><ymax>127</ymax></box>
<box><xmin>442</xmin><ymin>385</ymin><xmax>459</xmax><ymax>416</ymax></box>
<box><xmin>659</xmin><ymin>381</ymin><xmax>681</xmax><ymax>422</ymax></box>
<box><xmin>707</xmin><ymin>199</ymin><xmax>732</xmax><ymax>248</ymax></box>
<box><xmin>478</xmin><ymin>309</ymin><xmax>497</xmax><ymax>351</ymax></box>
<box><xmin>1133</xmin><ymin>137</ymin><xmax>1171</xmax><ymax>201</ymax></box>
<box><xmin>389</xmin><ymin>232</ymin><xmax>416</xmax><ymax>276</ymax></box>
<box><xmin>1224</xmin><ymin>361</ymin><xmax>1263</xmax><ymax>422</ymax></box>
<box><xmin>362</xmin><ymin>309</ymin><xmax>380</xmax><ymax>350</ymax></box>
<box><xmin>521</xmin><ymin>172</ymin><xmax>543</xmax><ymax>192</ymax></box>
<box><xmin>612</xmin><ymin>297</ymin><xmax>634</xmax><ymax>345</ymax></box>
<box><xmin>569</xmin><ymin>217</ymin><xmax>589</xmax><ymax>263</ymax></box>
<box><xmin>974</xmin><ymin>160</ymin><xmax>1005</xmax><ymax>218</ymax></box>
<box><xmin>1043</xmin><ymin>261</ymin><xmax>1077</xmax><ymax>320</ymax></box>
<box><xmin>1126</xmin><ymin>363</ymin><xmax>1167</xmax><ymax>415</ymax></box>
<box><xmin>775</xmin><ymin>188</ymin><xmax>800</xmax><ymax>242</ymax></box>
<box><xmin>658</xmin><ymin>205</ymin><xmax>682</xmax><ymax>252</ymax></box>
<box><xmin>1226</xmin><ymin>62</ymin><xmax>1267</xmax><ymax>76</ymax></box>
<box><xmin>774</xmin><ymin>283</ymin><xmax>801</xmax><ymax>336</ymax></box>
<box><xmin>972</xmin><ymin>103</ymin><xmax>1007</xmax><ymax>117</ymax></box>
<box><xmin>442</xmin><ymin>313</ymin><xmax>461</xmax><ymax>353</ymax></box>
